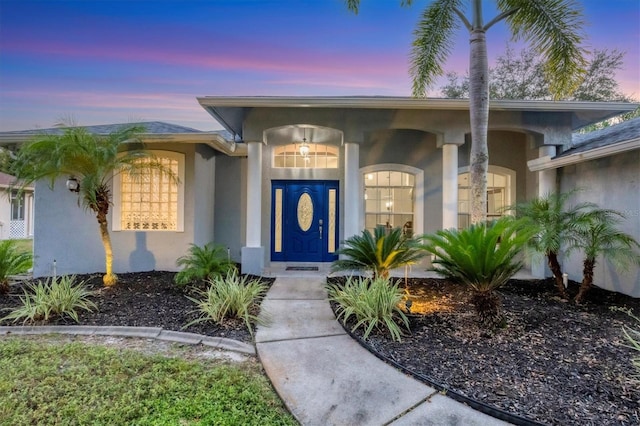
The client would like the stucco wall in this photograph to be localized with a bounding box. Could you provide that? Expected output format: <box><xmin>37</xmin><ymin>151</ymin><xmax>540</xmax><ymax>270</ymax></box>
<box><xmin>32</xmin><ymin>143</ymin><xmax>215</xmax><ymax>277</ymax></box>
<box><xmin>559</xmin><ymin>151</ymin><xmax>640</xmax><ymax>296</ymax></box>
<box><xmin>213</xmin><ymin>155</ymin><xmax>245</xmax><ymax>263</ymax></box>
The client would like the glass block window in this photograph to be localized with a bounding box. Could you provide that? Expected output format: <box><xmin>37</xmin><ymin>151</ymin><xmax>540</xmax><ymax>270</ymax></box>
<box><xmin>273</xmin><ymin>144</ymin><xmax>339</xmax><ymax>168</ymax></box>
<box><xmin>364</xmin><ymin>171</ymin><xmax>415</xmax><ymax>236</ymax></box>
<box><xmin>114</xmin><ymin>151</ymin><xmax>184</xmax><ymax>232</ymax></box>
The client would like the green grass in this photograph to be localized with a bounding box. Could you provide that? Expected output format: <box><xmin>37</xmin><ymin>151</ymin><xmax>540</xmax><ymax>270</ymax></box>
<box><xmin>8</xmin><ymin>238</ymin><xmax>32</xmax><ymax>255</ymax></box>
<box><xmin>0</xmin><ymin>337</ymin><xmax>297</xmax><ymax>426</ymax></box>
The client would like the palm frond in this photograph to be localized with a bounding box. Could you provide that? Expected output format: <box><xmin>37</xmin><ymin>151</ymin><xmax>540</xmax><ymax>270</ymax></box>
<box><xmin>410</xmin><ymin>0</ymin><xmax>462</xmax><ymax>96</ymax></box>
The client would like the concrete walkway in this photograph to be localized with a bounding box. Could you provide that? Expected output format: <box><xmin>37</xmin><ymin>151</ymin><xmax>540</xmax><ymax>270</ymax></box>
<box><xmin>256</xmin><ymin>275</ymin><xmax>511</xmax><ymax>426</ymax></box>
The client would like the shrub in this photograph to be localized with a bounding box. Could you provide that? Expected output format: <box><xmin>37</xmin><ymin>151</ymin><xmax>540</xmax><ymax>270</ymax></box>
<box><xmin>420</xmin><ymin>217</ymin><xmax>532</xmax><ymax>329</ymax></box>
<box><xmin>2</xmin><ymin>275</ymin><xmax>97</xmax><ymax>324</ymax></box>
<box><xmin>175</xmin><ymin>243</ymin><xmax>237</xmax><ymax>288</ymax></box>
<box><xmin>0</xmin><ymin>239</ymin><xmax>33</xmax><ymax>295</ymax></box>
<box><xmin>185</xmin><ymin>272</ymin><xmax>267</xmax><ymax>334</ymax></box>
<box><xmin>611</xmin><ymin>307</ymin><xmax>640</xmax><ymax>378</ymax></box>
<box><xmin>331</xmin><ymin>227</ymin><xmax>425</xmax><ymax>279</ymax></box>
<box><xmin>328</xmin><ymin>276</ymin><xmax>410</xmax><ymax>342</ymax></box>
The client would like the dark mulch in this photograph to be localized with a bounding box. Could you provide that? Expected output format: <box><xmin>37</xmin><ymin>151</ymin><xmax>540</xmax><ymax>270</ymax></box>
<box><xmin>328</xmin><ymin>276</ymin><xmax>640</xmax><ymax>426</ymax></box>
<box><xmin>0</xmin><ymin>271</ymin><xmax>274</xmax><ymax>344</ymax></box>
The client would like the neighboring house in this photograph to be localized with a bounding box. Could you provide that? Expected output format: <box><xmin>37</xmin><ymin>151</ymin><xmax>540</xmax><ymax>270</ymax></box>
<box><xmin>528</xmin><ymin>116</ymin><xmax>640</xmax><ymax>296</ymax></box>
<box><xmin>0</xmin><ymin>98</ymin><xmax>636</xmax><ymax>294</ymax></box>
<box><xmin>0</xmin><ymin>171</ymin><xmax>34</xmax><ymax>240</ymax></box>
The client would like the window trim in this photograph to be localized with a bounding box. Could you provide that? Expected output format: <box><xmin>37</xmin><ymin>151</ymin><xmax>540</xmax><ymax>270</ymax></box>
<box><xmin>457</xmin><ymin>165</ymin><xmax>516</xmax><ymax>227</ymax></box>
<box><xmin>112</xmin><ymin>150</ymin><xmax>185</xmax><ymax>232</ymax></box>
<box><xmin>360</xmin><ymin>164</ymin><xmax>424</xmax><ymax>235</ymax></box>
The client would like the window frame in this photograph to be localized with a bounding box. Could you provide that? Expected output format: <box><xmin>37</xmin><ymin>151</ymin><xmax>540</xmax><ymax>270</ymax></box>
<box><xmin>360</xmin><ymin>164</ymin><xmax>424</xmax><ymax>236</ymax></box>
<box><xmin>112</xmin><ymin>150</ymin><xmax>185</xmax><ymax>232</ymax></box>
<box><xmin>457</xmin><ymin>165</ymin><xmax>516</xmax><ymax>228</ymax></box>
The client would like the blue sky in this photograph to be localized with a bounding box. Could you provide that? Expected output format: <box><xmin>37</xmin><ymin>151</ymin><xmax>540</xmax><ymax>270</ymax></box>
<box><xmin>1</xmin><ymin>0</ymin><xmax>638</xmax><ymax>131</ymax></box>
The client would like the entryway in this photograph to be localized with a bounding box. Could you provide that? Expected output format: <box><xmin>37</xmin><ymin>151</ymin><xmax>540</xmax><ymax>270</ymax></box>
<box><xmin>270</xmin><ymin>180</ymin><xmax>339</xmax><ymax>262</ymax></box>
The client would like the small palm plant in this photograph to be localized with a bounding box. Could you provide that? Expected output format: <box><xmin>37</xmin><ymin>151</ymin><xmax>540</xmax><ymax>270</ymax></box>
<box><xmin>0</xmin><ymin>240</ymin><xmax>33</xmax><ymax>295</ymax></box>
<box><xmin>420</xmin><ymin>217</ymin><xmax>532</xmax><ymax>328</ymax></box>
<box><xmin>331</xmin><ymin>227</ymin><xmax>425</xmax><ymax>279</ymax></box>
<box><xmin>510</xmin><ymin>192</ymin><xmax>596</xmax><ymax>299</ymax></box>
<box><xmin>175</xmin><ymin>243</ymin><xmax>237</xmax><ymax>288</ymax></box>
<box><xmin>573</xmin><ymin>210</ymin><xmax>640</xmax><ymax>303</ymax></box>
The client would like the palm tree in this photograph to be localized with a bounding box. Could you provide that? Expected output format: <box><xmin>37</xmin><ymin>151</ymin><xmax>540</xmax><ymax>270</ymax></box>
<box><xmin>331</xmin><ymin>227</ymin><xmax>426</xmax><ymax>279</ymax></box>
<box><xmin>573</xmin><ymin>210</ymin><xmax>640</xmax><ymax>304</ymax></box>
<box><xmin>420</xmin><ymin>217</ymin><xmax>532</xmax><ymax>328</ymax></box>
<box><xmin>8</xmin><ymin>124</ymin><xmax>176</xmax><ymax>287</ymax></box>
<box><xmin>175</xmin><ymin>243</ymin><xmax>238</xmax><ymax>288</ymax></box>
<box><xmin>510</xmin><ymin>192</ymin><xmax>596</xmax><ymax>299</ymax></box>
<box><xmin>347</xmin><ymin>0</ymin><xmax>586</xmax><ymax>224</ymax></box>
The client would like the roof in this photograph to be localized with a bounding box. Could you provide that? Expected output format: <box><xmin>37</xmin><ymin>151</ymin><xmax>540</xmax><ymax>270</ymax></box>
<box><xmin>0</xmin><ymin>121</ymin><xmax>204</xmax><ymax>137</ymax></box>
<box><xmin>559</xmin><ymin>116</ymin><xmax>640</xmax><ymax>157</ymax></box>
<box><xmin>0</xmin><ymin>171</ymin><xmax>32</xmax><ymax>190</ymax></box>
<box><xmin>197</xmin><ymin>96</ymin><xmax>638</xmax><ymax>138</ymax></box>
<box><xmin>528</xmin><ymin>116</ymin><xmax>640</xmax><ymax>171</ymax></box>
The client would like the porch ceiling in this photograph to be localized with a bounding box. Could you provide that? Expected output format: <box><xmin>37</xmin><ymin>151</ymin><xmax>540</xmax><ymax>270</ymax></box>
<box><xmin>197</xmin><ymin>96</ymin><xmax>637</xmax><ymax>140</ymax></box>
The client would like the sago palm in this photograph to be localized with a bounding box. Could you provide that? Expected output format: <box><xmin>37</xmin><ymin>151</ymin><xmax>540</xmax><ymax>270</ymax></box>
<box><xmin>510</xmin><ymin>192</ymin><xmax>596</xmax><ymax>299</ymax></box>
<box><xmin>331</xmin><ymin>227</ymin><xmax>425</xmax><ymax>279</ymax></box>
<box><xmin>420</xmin><ymin>217</ymin><xmax>532</xmax><ymax>328</ymax></box>
<box><xmin>8</xmin><ymin>124</ymin><xmax>176</xmax><ymax>287</ymax></box>
<box><xmin>175</xmin><ymin>243</ymin><xmax>237</xmax><ymax>288</ymax></box>
<box><xmin>0</xmin><ymin>240</ymin><xmax>33</xmax><ymax>295</ymax></box>
<box><xmin>573</xmin><ymin>210</ymin><xmax>640</xmax><ymax>304</ymax></box>
<box><xmin>347</xmin><ymin>0</ymin><xmax>586</xmax><ymax>224</ymax></box>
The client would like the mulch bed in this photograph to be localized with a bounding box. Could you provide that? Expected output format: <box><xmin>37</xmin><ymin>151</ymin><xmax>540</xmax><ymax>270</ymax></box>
<box><xmin>328</xmin><ymin>276</ymin><xmax>640</xmax><ymax>425</ymax></box>
<box><xmin>0</xmin><ymin>271</ymin><xmax>274</xmax><ymax>344</ymax></box>
<box><xmin>4</xmin><ymin>272</ymin><xmax>640</xmax><ymax>424</ymax></box>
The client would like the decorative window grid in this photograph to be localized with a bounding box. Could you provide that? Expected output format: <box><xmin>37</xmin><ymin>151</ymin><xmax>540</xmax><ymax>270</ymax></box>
<box><xmin>364</xmin><ymin>171</ymin><xmax>415</xmax><ymax>236</ymax></box>
<box><xmin>120</xmin><ymin>157</ymin><xmax>179</xmax><ymax>231</ymax></box>
<box><xmin>273</xmin><ymin>143</ymin><xmax>339</xmax><ymax>169</ymax></box>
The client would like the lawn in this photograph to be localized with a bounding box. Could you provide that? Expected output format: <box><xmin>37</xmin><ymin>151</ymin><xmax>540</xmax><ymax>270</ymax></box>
<box><xmin>0</xmin><ymin>336</ymin><xmax>297</xmax><ymax>425</ymax></box>
<box><xmin>9</xmin><ymin>238</ymin><xmax>33</xmax><ymax>254</ymax></box>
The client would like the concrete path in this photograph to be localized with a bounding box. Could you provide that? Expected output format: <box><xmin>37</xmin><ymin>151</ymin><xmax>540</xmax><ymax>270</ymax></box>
<box><xmin>256</xmin><ymin>275</ymin><xmax>511</xmax><ymax>426</ymax></box>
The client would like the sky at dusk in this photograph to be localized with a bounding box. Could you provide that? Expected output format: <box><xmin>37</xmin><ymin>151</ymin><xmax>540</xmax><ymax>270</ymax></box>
<box><xmin>1</xmin><ymin>0</ymin><xmax>639</xmax><ymax>132</ymax></box>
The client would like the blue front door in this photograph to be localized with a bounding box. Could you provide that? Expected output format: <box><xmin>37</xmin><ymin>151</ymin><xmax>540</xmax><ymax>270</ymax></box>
<box><xmin>271</xmin><ymin>180</ymin><xmax>339</xmax><ymax>262</ymax></box>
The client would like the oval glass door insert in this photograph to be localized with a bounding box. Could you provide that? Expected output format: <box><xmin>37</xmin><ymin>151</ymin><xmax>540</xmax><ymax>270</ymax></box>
<box><xmin>297</xmin><ymin>193</ymin><xmax>314</xmax><ymax>231</ymax></box>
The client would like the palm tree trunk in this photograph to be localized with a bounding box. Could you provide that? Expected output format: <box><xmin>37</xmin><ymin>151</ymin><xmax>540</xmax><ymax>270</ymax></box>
<box><xmin>468</xmin><ymin>26</ymin><xmax>489</xmax><ymax>225</ymax></box>
<box><xmin>575</xmin><ymin>257</ymin><xmax>595</xmax><ymax>303</ymax></box>
<box><xmin>97</xmin><ymin>210</ymin><xmax>117</xmax><ymax>286</ymax></box>
<box><xmin>547</xmin><ymin>251</ymin><xmax>569</xmax><ymax>299</ymax></box>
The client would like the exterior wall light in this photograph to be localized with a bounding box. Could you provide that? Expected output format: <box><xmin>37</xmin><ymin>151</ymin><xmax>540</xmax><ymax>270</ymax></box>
<box><xmin>66</xmin><ymin>176</ymin><xmax>80</xmax><ymax>192</ymax></box>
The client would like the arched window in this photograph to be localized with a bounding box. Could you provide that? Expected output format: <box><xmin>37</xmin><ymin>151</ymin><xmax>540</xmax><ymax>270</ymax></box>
<box><xmin>458</xmin><ymin>166</ymin><xmax>515</xmax><ymax>228</ymax></box>
<box><xmin>273</xmin><ymin>143</ymin><xmax>339</xmax><ymax>168</ymax></box>
<box><xmin>362</xmin><ymin>165</ymin><xmax>423</xmax><ymax>236</ymax></box>
<box><xmin>113</xmin><ymin>151</ymin><xmax>185</xmax><ymax>232</ymax></box>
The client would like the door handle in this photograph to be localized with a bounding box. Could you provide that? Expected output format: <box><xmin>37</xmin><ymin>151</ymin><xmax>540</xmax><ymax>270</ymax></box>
<box><xmin>319</xmin><ymin>219</ymin><xmax>323</xmax><ymax>239</ymax></box>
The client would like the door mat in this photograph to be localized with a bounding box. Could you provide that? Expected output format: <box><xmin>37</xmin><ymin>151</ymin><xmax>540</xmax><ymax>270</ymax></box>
<box><xmin>285</xmin><ymin>266</ymin><xmax>319</xmax><ymax>271</ymax></box>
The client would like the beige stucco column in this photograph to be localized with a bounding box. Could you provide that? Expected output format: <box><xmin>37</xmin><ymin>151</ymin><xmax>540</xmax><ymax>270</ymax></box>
<box><xmin>344</xmin><ymin>142</ymin><xmax>360</xmax><ymax>239</ymax></box>
<box><xmin>442</xmin><ymin>143</ymin><xmax>459</xmax><ymax>230</ymax></box>
<box><xmin>241</xmin><ymin>141</ymin><xmax>264</xmax><ymax>275</ymax></box>
<box><xmin>538</xmin><ymin>145</ymin><xmax>557</xmax><ymax>197</ymax></box>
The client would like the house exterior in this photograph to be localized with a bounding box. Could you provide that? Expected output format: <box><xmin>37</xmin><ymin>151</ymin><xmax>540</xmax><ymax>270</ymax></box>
<box><xmin>528</xmin><ymin>116</ymin><xmax>640</xmax><ymax>296</ymax></box>
<box><xmin>0</xmin><ymin>97</ymin><xmax>636</xmax><ymax>294</ymax></box>
<box><xmin>0</xmin><ymin>172</ymin><xmax>34</xmax><ymax>240</ymax></box>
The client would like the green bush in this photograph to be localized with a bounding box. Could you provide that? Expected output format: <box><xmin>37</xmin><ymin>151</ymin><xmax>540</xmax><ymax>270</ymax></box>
<box><xmin>2</xmin><ymin>275</ymin><xmax>97</xmax><ymax>324</ymax></box>
<box><xmin>175</xmin><ymin>243</ymin><xmax>237</xmax><ymax>288</ymax></box>
<box><xmin>331</xmin><ymin>227</ymin><xmax>425</xmax><ymax>279</ymax></box>
<box><xmin>186</xmin><ymin>272</ymin><xmax>267</xmax><ymax>334</ymax></box>
<box><xmin>328</xmin><ymin>276</ymin><xmax>409</xmax><ymax>342</ymax></box>
<box><xmin>420</xmin><ymin>217</ymin><xmax>532</xmax><ymax>328</ymax></box>
<box><xmin>612</xmin><ymin>307</ymin><xmax>640</xmax><ymax>378</ymax></box>
<box><xmin>0</xmin><ymin>239</ymin><xmax>33</xmax><ymax>295</ymax></box>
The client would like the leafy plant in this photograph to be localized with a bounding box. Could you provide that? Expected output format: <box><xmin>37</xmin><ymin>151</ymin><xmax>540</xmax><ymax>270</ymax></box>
<box><xmin>510</xmin><ymin>191</ymin><xmax>596</xmax><ymax>299</ymax></box>
<box><xmin>573</xmin><ymin>210</ymin><xmax>640</xmax><ymax>304</ymax></box>
<box><xmin>420</xmin><ymin>217</ymin><xmax>532</xmax><ymax>328</ymax></box>
<box><xmin>185</xmin><ymin>272</ymin><xmax>267</xmax><ymax>334</ymax></box>
<box><xmin>331</xmin><ymin>227</ymin><xmax>425</xmax><ymax>279</ymax></box>
<box><xmin>2</xmin><ymin>275</ymin><xmax>96</xmax><ymax>324</ymax></box>
<box><xmin>0</xmin><ymin>239</ymin><xmax>33</xmax><ymax>295</ymax></box>
<box><xmin>611</xmin><ymin>307</ymin><xmax>640</xmax><ymax>378</ymax></box>
<box><xmin>7</xmin><ymin>123</ymin><xmax>177</xmax><ymax>287</ymax></box>
<box><xmin>328</xmin><ymin>276</ymin><xmax>410</xmax><ymax>342</ymax></box>
<box><xmin>175</xmin><ymin>243</ymin><xmax>237</xmax><ymax>288</ymax></box>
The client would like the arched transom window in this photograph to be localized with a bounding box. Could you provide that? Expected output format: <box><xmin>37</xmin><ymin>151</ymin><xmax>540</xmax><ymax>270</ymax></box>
<box><xmin>273</xmin><ymin>143</ymin><xmax>339</xmax><ymax>168</ymax></box>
